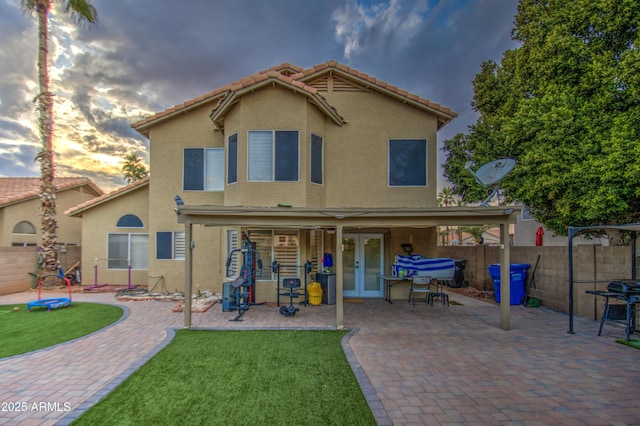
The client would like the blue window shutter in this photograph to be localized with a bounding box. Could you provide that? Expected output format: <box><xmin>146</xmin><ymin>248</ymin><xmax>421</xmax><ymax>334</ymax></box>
<box><xmin>184</xmin><ymin>148</ymin><xmax>204</xmax><ymax>190</ymax></box>
<box><xmin>157</xmin><ymin>232</ymin><xmax>172</xmax><ymax>259</ymax></box>
<box><xmin>228</xmin><ymin>134</ymin><xmax>238</xmax><ymax>184</ymax></box>
<box><xmin>275</xmin><ymin>131</ymin><xmax>299</xmax><ymax>181</ymax></box>
<box><xmin>310</xmin><ymin>134</ymin><xmax>323</xmax><ymax>184</ymax></box>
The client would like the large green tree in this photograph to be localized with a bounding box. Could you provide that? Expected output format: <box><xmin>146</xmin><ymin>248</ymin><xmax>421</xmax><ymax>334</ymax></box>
<box><xmin>21</xmin><ymin>0</ymin><xmax>97</xmax><ymax>272</ymax></box>
<box><xmin>442</xmin><ymin>0</ymin><xmax>640</xmax><ymax>235</ymax></box>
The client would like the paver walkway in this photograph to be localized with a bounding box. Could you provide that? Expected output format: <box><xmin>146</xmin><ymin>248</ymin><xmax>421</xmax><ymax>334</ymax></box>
<box><xmin>1</xmin><ymin>290</ymin><xmax>639</xmax><ymax>425</ymax></box>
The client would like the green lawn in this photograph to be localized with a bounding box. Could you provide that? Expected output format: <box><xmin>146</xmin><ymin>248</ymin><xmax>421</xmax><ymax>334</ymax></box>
<box><xmin>74</xmin><ymin>330</ymin><xmax>376</xmax><ymax>425</ymax></box>
<box><xmin>0</xmin><ymin>302</ymin><xmax>124</xmax><ymax>358</ymax></box>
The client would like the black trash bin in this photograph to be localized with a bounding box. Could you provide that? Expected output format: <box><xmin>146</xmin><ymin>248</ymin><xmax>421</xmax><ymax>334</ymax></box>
<box><xmin>450</xmin><ymin>259</ymin><xmax>468</xmax><ymax>288</ymax></box>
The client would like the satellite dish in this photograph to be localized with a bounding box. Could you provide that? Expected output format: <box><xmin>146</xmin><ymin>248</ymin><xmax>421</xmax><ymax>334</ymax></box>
<box><xmin>465</xmin><ymin>158</ymin><xmax>516</xmax><ymax>206</ymax></box>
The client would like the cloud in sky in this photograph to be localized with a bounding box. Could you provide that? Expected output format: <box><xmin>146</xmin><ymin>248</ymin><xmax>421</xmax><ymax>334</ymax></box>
<box><xmin>0</xmin><ymin>0</ymin><xmax>518</xmax><ymax>192</ymax></box>
<box><xmin>332</xmin><ymin>0</ymin><xmax>429</xmax><ymax>59</ymax></box>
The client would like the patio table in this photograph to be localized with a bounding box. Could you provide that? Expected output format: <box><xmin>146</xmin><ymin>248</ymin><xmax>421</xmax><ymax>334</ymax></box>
<box><xmin>380</xmin><ymin>275</ymin><xmax>410</xmax><ymax>304</ymax></box>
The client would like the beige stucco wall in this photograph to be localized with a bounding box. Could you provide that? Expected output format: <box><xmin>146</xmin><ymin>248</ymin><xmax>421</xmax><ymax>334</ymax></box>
<box><xmin>1</xmin><ymin>185</ymin><xmax>100</xmax><ymax>247</ymax></box>
<box><xmin>322</xmin><ymin>89</ymin><xmax>439</xmax><ymax>208</ymax></box>
<box><xmin>78</xmin><ymin>185</ymin><xmax>149</xmax><ymax>287</ymax></box>
<box><xmin>146</xmin><ymin>103</ymin><xmax>227</xmax><ymax>291</ymax></box>
<box><xmin>139</xmin><ymin>75</ymin><xmax>445</xmax><ymax>296</ymax></box>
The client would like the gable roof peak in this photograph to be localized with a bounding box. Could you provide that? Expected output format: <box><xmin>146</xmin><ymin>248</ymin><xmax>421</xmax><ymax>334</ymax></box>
<box><xmin>260</xmin><ymin>62</ymin><xmax>303</xmax><ymax>77</ymax></box>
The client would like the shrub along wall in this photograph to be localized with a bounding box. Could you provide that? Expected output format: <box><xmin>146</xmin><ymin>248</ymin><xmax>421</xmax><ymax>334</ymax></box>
<box><xmin>0</xmin><ymin>246</ymin><xmax>81</xmax><ymax>295</ymax></box>
<box><xmin>437</xmin><ymin>245</ymin><xmax>639</xmax><ymax>321</ymax></box>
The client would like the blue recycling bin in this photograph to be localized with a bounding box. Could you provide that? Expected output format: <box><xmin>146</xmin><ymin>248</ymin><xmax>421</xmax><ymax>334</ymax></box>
<box><xmin>488</xmin><ymin>263</ymin><xmax>530</xmax><ymax>305</ymax></box>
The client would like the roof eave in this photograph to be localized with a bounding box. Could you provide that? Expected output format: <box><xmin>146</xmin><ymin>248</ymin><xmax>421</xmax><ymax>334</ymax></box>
<box><xmin>66</xmin><ymin>179</ymin><xmax>149</xmax><ymax>217</ymax></box>
<box><xmin>132</xmin><ymin>94</ymin><xmax>227</xmax><ymax>137</ymax></box>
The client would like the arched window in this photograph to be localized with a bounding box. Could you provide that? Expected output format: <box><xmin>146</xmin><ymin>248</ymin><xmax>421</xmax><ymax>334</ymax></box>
<box><xmin>13</xmin><ymin>221</ymin><xmax>36</xmax><ymax>234</ymax></box>
<box><xmin>116</xmin><ymin>214</ymin><xmax>144</xmax><ymax>228</ymax></box>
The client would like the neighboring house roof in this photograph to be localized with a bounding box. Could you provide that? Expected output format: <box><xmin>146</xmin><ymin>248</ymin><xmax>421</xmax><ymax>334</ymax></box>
<box><xmin>65</xmin><ymin>176</ymin><xmax>149</xmax><ymax>217</ymax></box>
<box><xmin>132</xmin><ymin>60</ymin><xmax>457</xmax><ymax>136</ymax></box>
<box><xmin>0</xmin><ymin>177</ymin><xmax>104</xmax><ymax>208</ymax></box>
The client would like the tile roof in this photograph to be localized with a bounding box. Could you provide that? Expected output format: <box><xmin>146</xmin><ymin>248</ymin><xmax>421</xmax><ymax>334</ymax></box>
<box><xmin>294</xmin><ymin>60</ymin><xmax>457</xmax><ymax>124</ymax></box>
<box><xmin>0</xmin><ymin>177</ymin><xmax>104</xmax><ymax>208</ymax></box>
<box><xmin>65</xmin><ymin>176</ymin><xmax>149</xmax><ymax>217</ymax></box>
<box><xmin>131</xmin><ymin>60</ymin><xmax>457</xmax><ymax>136</ymax></box>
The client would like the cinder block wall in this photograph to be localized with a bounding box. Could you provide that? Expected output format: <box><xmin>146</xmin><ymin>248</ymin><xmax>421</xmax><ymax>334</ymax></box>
<box><xmin>0</xmin><ymin>246</ymin><xmax>81</xmax><ymax>295</ymax></box>
<box><xmin>437</xmin><ymin>245</ymin><xmax>639</xmax><ymax>321</ymax></box>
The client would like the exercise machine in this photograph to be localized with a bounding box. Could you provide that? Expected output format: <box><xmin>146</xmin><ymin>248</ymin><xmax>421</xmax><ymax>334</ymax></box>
<box><xmin>273</xmin><ymin>260</ymin><xmax>313</xmax><ymax>307</ymax></box>
<box><xmin>279</xmin><ymin>278</ymin><xmax>301</xmax><ymax>317</ymax></box>
<box><xmin>223</xmin><ymin>232</ymin><xmax>263</xmax><ymax>321</ymax></box>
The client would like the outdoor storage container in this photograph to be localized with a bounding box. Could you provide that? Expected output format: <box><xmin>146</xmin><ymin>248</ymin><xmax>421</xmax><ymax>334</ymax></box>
<box><xmin>488</xmin><ymin>263</ymin><xmax>530</xmax><ymax>305</ymax></box>
<box><xmin>316</xmin><ymin>272</ymin><xmax>336</xmax><ymax>304</ymax></box>
<box><xmin>307</xmin><ymin>282</ymin><xmax>323</xmax><ymax>306</ymax></box>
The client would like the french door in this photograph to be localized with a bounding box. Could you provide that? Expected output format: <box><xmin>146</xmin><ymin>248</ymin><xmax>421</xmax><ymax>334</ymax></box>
<box><xmin>342</xmin><ymin>234</ymin><xmax>384</xmax><ymax>298</ymax></box>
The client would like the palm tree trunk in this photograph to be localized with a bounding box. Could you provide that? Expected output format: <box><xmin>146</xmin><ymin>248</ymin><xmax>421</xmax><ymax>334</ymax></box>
<box><xmin>36</xmin><ymin>0</ymin><xmax>58</xmax><ymax>273</ymax></box>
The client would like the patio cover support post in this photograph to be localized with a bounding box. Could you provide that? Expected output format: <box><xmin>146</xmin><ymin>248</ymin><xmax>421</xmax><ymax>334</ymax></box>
<box><xmin>500</xmin><ymin>222</ymin><xmax>510</xmax><ymax>330</ymax></box>
<box><xmin>336</xmin><ymin>224</ymin><xmax>344</xmax><ymax>330</ymax></box>
<box><xmin>184</xmin><ymin>221</ymin><xmax>193</xmax><ymax>329</ymax></box>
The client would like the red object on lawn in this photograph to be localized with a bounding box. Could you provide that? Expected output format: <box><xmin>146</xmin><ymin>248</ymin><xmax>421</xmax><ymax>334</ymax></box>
<box><xmin>535</xmin><ymin>227</ymin><xmax>544</xmax><ymax>246</ymax></box>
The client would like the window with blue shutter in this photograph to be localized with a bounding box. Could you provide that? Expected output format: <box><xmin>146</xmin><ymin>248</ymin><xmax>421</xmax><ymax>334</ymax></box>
<box><xmin>183</xmin><ymin>148</ymin><xmax>224</xmax><ymax>191</ymax></box>
<box><xmin>310</xmin><ymin>134</ymin><xmax>323</xmax><ymax>185</ymax></box>
<box><xmin>228</xmin><ymin>133</ymin><xmax>238</xmax><ymax>184</ymax></box>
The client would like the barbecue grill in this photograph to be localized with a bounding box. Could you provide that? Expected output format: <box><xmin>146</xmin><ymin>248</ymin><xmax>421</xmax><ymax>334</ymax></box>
<box><xmin>586</xmin><ymin>281</ymin><xmax>640</xmax><ymax>341</ymax></box>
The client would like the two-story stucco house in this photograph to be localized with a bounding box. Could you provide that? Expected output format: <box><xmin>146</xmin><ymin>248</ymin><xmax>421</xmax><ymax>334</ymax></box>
<box><xmin>67</xmin><ymin>61</ymin><xmax>519</xmax><ymax>328</ymax></box>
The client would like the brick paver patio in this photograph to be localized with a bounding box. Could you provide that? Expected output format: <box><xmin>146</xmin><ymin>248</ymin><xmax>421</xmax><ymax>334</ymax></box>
<box><xmin>1</xmin><ymin>289</ymin><xmax>638</xmax><ymax>425</ymax></box>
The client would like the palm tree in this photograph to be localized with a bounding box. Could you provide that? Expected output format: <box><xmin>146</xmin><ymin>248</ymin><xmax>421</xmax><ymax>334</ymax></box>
<box><xmin>122</xmin><ymin>153</ymin><xmax>149</xmax><ymax>184</ymax></box>
<box><xmin>21</xmin><ymin>0</ymin><xmax>98</xmax><ymax>273</ymax></box>
<box><xmin>460</xmin><ymin>225</ymin><xmax>492</xmax><ymax>245</ymax></box>
<box><xmin>437</xmin><ymin>187</ymin><xmax>456</xmax><ymax>245</ymax></box>
<box><xmin>437</xmin><ymin>187</ymin><xmax>455</xmax><ymax>207</ymax></box>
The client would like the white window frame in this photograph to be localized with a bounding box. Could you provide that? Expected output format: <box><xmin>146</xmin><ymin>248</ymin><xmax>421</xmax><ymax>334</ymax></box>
<box><xmin>248</xmin><ymin>229</ymin><xmax>300</xmax><ymax>280</ymax></box>
<box><xmin>183</xmin><ymin>147</ymin><xmax>225</xmax><ymax>191</ymax></box>
<box><xmin>107</xmin><ymin>233</ymin><xmax>149</xmax><ymax>270</ymax></box>
<box><xmin>156</xmin><ymin>231</ymin><xmax>185</xmax><ymax>260</ymax></box>
<box><xmin>247</xmin><ymin>130</ymin><xmax>300</xmax><ymax>182</ymax></box>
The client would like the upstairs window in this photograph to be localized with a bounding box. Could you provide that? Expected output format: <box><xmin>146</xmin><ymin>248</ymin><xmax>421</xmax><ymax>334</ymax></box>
<box><xmin>248</xmin><ymin>130</ymin><xmax>299</xmax><ymax>182</ymax></box>
<box><xmin>228</xmin><ymin>133</ymin><xmax>238</xmax><ymax>184</ymax></box>
<box><xmin>388</xmin><ymin>139</ymin><xmax>427</xmax><ymax>186</ymax></box>
<box><xmin>310</xmin><ymin>134</ymin><xmax>323</xmax><ymax>185</ymax></box>
<box><xmin>183</xmin><ymin>148</ymin><xmax>224</xmax><ymax>191</ymax></box>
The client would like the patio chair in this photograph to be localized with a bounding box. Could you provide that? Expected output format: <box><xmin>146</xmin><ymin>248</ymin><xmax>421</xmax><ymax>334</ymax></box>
<box><xmin>408</xmin><ymin>274</ymin><xmax>432</xmax><ymax>305</ymax></box>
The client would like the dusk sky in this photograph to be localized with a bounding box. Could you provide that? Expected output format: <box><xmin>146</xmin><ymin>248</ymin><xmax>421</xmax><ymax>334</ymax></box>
<box><xmin>0</xmin><ymin>0</ymin><xmax>519</xmax><ymax>192</ymax></box>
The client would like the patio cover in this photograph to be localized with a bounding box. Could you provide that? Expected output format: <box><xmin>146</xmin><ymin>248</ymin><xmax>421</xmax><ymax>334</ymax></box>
<box><xmin>567</xmin><ymin>223</ymin><xmax>640</xmax><ymax>334</ymax></box>
<box><xmin>175</xmin><ymin>205</ymin><xmax>519</xmax><ymax>330</ymax></box>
